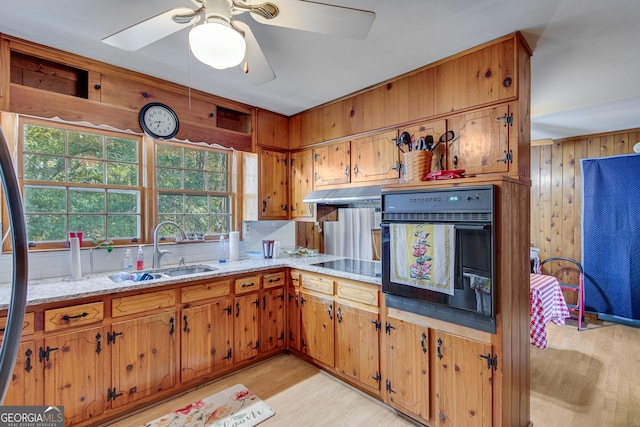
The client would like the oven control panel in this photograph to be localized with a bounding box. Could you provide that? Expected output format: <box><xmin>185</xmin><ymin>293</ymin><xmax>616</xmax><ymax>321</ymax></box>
<box><xmin>382</xmin><ymin>185</ymin><xmax>494</xmax><ymax>214</ymax></box>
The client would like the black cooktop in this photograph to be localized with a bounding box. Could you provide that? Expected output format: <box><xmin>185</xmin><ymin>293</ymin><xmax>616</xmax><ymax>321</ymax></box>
<box><xmin>312</xmin><ymin>259</ymin><xmax>382</xmax><ymax>278</ymax></box>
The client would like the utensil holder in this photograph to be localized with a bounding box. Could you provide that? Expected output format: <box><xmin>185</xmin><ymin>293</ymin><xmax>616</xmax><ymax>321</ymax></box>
<box><xmin>262</xmin><ymin>240</ymin><xmax>275</xmax><ymax>259</ymax></box>
<box><xmin>403</xmin><ymin>150</ymin><xmax>433</xmax><ymax>182</ymax></box>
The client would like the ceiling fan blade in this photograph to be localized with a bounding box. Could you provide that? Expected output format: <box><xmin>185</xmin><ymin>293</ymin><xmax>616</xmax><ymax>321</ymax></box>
<box><xmin>249</xmin><ymin>0</ymin><xmax>375</xmax><ymax>40</ymax></box>
<box><xmin>102</xmin><ymin>7</ymin><xmax>197</xmax><ymax>51</ymax></box>
<box><xmin>234</xmin><ymin>21</ymin><xmax>276</xmax><ymax>85</ymax></box>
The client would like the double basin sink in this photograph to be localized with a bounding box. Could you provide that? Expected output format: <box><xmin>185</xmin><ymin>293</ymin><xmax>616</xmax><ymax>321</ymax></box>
<box><xmin>109</xmin><ymin>264</ymin><xmax>218</xmax><ymax>283</ymax></box>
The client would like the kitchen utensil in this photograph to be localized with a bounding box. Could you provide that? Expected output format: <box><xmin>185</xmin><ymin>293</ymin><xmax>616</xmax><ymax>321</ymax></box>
<box><xmin>416</xmin><ymin>135</ymin><xmax>434</xmax><ymax>151</ymax></box>
<box><xmin>262</xmin><ymin>239</ymin><xmax>275</xmax><ymax>259</ymax></box>
<box><xmin>429</xmin><ymin>130</ymin><xmax>455</xmax><ymax>152</ymax></box>
<box><xmin>400</xmin><ymin>131</ymin><xmax>412</xmax><ymax>152</ymax></box>
<box><xmin>395</xmin><ymin>136</ymin><xmax>405</xmax><ymax>153</ymax></box>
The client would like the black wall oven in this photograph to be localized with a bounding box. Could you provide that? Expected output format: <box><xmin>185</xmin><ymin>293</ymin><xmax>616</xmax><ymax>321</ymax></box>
<box><xmin>381</xmin><ymin>185</ymin><xmax>496</xmax><ymax>333</ymax></box>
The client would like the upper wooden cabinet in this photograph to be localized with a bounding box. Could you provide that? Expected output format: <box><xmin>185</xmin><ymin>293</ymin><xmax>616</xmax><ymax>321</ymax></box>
<box><xmin>257</xmin><ymin>109</ymin><xmax>289</xmax><ymax>150</ymax></box>
<box><xmin>447</xmin><ymin>103</ymin><xmax>514</xmax><ymax>175</ymax></box>
<box><xmin>258</xmin><ymin>148</ymin><xmax>289</xmax><ymax>220</ymax></box>
<box><xmin>314</xmin><ymin>141</ymin><xmax>350</xmax><ymax>187</ymax></box>
<box><xmin>290</xmin><ymin>149</ymin><xmax>315</xmax><ymax>220</ymax></box>
<box><xmin>351</xmin><ymin>130</ymin><xmax>401</xmax><ymax>183</ymax></box>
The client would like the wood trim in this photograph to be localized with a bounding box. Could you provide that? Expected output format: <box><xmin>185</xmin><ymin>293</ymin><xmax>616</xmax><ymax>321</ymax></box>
<box><xmin>0</xmin><ymin>311</ymin><xmax>35</xmax><ymax>336</ymax></box>
<box><xmin>112</xmin><ymin>289</ymin><xmax>176</xmax><ymax>317</ymax></box>
<box><xmin>44</xmin><ymin>301</ymin><xmax>104</xmax><ymax>332</ymax></box>
<box><xmin>234</xmin><ymin>275</ymin><xmax>262</xmax><ymax>294</ymax></box>
<box><xmin>181</xmin><ymin>280</ymin><xmax>231</xmax><ymax>304</ymax></box>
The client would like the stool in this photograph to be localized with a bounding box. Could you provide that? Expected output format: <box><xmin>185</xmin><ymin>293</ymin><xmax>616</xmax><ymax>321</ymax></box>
<box><xmin>539</xmin><ymin>257</ymin><xmax>585</xmax><ymax>330</ymax></box>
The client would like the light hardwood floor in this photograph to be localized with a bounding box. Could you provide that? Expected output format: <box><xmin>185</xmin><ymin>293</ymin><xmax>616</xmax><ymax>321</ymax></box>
<box><xmin>104</xmin><ymin>320</ymin><xmax>640</xmax><ymax>427</ymax></box>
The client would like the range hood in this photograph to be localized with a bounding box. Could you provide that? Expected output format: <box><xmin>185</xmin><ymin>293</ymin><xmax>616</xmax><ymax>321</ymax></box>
<box><xmin>302</xmin><ymin>185</ymin><xmax>381</xmax><ymax>205</ymax></box>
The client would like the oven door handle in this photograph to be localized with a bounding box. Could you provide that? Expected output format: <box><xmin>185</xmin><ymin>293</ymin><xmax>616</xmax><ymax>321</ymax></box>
<box><xmin>454</xmin><ymin>224</ymin><xmax>491</xmax><ymax>231</ymax></box>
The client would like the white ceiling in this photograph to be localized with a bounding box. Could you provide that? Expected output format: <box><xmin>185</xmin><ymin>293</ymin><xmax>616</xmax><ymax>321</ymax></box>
<box><xmin>1</xmin><ymin>0</ymin><xmax>639</xmax><ymax>141</ymax></box>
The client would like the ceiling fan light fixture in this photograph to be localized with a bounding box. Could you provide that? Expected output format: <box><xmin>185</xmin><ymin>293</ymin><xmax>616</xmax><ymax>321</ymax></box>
<box><xmin>189</xmin><ymin>17</ymin><xmax>246</xmax><ymax>69</ymax></box>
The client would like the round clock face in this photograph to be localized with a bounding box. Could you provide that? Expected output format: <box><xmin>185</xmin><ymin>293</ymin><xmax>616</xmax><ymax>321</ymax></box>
<box><xmin>139</xmin><ymin>102</ymin><xmax>179</xmax><ymax>139</ymax></box>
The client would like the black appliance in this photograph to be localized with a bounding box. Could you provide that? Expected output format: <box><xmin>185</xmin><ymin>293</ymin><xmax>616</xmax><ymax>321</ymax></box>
<box><xmin>381</xmin><ymin>185</ymin><xmax>495</xmax><ymax>333</ymax></box>
<box><xmin>312</xmin><ymin>258</ymin><xmax>382</xmax><ymax>278</ymax></box>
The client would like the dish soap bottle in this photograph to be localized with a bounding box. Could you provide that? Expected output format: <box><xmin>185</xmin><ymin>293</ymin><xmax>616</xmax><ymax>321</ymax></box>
<box><xmin>122</xmin><ymin>249</ymin><xmax>133</xmax><ymax>271</ymax></box>
<box><xmin>136</xmin><ymin>245</ymin><xmax>144</xmax><ymax>270</ymax></box>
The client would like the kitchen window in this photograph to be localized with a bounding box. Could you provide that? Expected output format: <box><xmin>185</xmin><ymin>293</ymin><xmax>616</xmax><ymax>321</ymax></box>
<box><xmin>155</xmin><ymin>141</ymin><xmax>232</xmax><ymax>239</ymax></box>
<box><xmin>18</xmin><ymin>119</ymin><xmax>142</xmax><ymax>249</ymax></box>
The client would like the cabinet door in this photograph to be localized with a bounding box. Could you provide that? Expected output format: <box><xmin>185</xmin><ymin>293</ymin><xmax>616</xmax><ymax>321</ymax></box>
<box><xmin>290</xmin><ymin>149</ymin><xmax>315</xmax><ymax>219</ymax></box>
<box><xmin>384</xmin><ymin>316</ymin><xmax>429</xmax><ymax>424</ymax></box>
<box><xmin>351</xmin><ymin>130</ymin><xmax>400</xmax><ymax>183</ymax></box>
<box><xmin>3</xmin><ymin>340</ymin><xmax>44</xmax><ymax>406</ymax></box>
<box><xmin>181</xmin><ymin>299</ymin><xmax>233</xmax><ymax>383</ymax></box>
<box><xmin>234</xmin><ymin>293</ymin><xmax>260</xmax><ymax>362</ymax></box>
<box><xmin>448</xmin><ymin>104</ymin><xmax>510</xmax><ymax>175</ymax></box>
<box><xmin>335</xmin><ymin>302</ymin><xmax>380</xmax><ymax>392</ymax></box>
<box><xmin>401</xmin><ymin>119</ymin><xmax>447</xmax><ymax>173</ymax></box>
<box><xmin>287</xmin><ymin>285</ymin><xmax>301</xmax><ymax>351</ymax></box>
<box><xmin>259</xmin><ymin>149</ymin><xmax>289</xmax><ymax>219</ymax></box>
<box><xmin>435</xmin><ymin>332</ymin><xmax>493</xmax><ymax>427</ymax></box>
<box><xmin>313</xmin><ymin>141</ymin><xmax>350</xmax><ymax>187</ymax></box>
<box><xmin>299</xmin><ymin>291</ymin><xmax>335</xmax><ymax>366</ymax></box>
<box><xmin>110</xmin><ymin>311</ymin><xmax>177</xmax><ymax>408</ymax></box>
<box><xmin>43</xmin><ymin>326</ymin><xmax>108</xmax><ymax>425</ymax></box>
<box><xmin>261</xmin><ymin>287</ymin><xmax>286</xmax><ymax>352</ymax></box>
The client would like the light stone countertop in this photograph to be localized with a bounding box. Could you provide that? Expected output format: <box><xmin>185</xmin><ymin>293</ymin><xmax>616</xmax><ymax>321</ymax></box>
<box><xmin>0</xmin><ymin>255</ymin><xmax>382</xmax><ymax>309</ymax></box>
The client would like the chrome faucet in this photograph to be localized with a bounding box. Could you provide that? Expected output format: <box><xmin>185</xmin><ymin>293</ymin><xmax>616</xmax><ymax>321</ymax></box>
<box><xmin>153</xmin><ymin>220</ymin><xmax>187</xmax><ymax>268</ymax></box>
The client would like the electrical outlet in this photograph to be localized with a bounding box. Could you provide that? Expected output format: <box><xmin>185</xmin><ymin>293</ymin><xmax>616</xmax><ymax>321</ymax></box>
<box><xmin>243</xmin><ymin>222</ymin><xmax>251</xmax><ymax>235</ymax></box>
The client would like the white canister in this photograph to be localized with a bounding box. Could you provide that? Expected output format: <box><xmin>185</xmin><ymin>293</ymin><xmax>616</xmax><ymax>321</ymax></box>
<box><xmin>273</xmin><ymin>241</ymin><xmax>280</xmax><ymax>259</ymax></box>
<box><xmin>229</xmin><ymin>231</ymin><xmax>240</xmax><ymax>261</ymax></box>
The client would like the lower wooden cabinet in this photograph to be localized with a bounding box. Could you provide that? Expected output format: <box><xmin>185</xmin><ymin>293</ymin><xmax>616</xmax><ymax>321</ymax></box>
<box><xmin>110</xmin><ymin>311</ymin><xmax>177</xmax><ymax>408</ymax></box>
<box><xmin>180</xmin><ymin>299</ymin><xmax>233</xmax><ymax>383</ymax></box>
<box><xmin>299</xmin><ymin>290</ymin><xmax>335</xmax><ymax>366</ymax></box>
<box><xmin>261</xmin><ymin>286</ymin><xmax>286</xmax><ymax>352</ymax></box>
<box><xmin>434</xmin><ymin>331</ymin><xmax>493</xmax><ymax>427</ymax></box>
<box><xmin>44</xmin><ymin>326</ymin><xmax>109</xmax><ymax>425</ymax></box>
<box><xmin>287</xmin><ymin>284</ymin><xmax>301</xmax><ymax>351</ymax></box>
<box><xmin>335</xmin><ymin>302</ymin><xmax>380</xmax><ymax>392</ymax></box>
<box><xmin>383</xmin><ymin>315</ymin><xmax>430</xmax><ymax>424</ymax></box>
<box><xmin>2</xmin><ymin>340</ymin><xmax>43</xmax><ymax>406</ymax></box>
<box><xmin>234</xmin><ymin>292</ymin><xmax>261</xmax><ymax>363</ymax></box>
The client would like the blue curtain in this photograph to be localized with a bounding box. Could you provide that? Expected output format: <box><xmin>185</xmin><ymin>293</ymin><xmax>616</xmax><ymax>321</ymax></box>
<box><xmin>581</xmin><ymin>154</ymin><xmax>640</xmax><ymax>321</ymax></box>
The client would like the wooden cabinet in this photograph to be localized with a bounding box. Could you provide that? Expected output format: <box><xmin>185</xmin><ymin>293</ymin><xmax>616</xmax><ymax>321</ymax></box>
<box><xmin>258</xmin><ymin>148</ymin><xmax>289</xmax><ymax>220</ymax></box>
<box><xmin>299</xmin><ymin>290</ymin><xmax>335</xmax><ymax>366</ymax></box>
<box><xmin>110</xmin><ymin>311</ymin><xmax>177</xmax><ymax>408</ymax></box>
<box><xmin>351</xmin><ymin>130</ymin><xmax>401</xmax><ymax>183</ymax></box>
<box><xmin>287</xmin><ymin>284</ymin><xmax>302</xmax><ymax>352</ymax></box>
<box><xmin>2</xmin><ymin>340</ymin><xmax>44</xmax><ymax>406</ymax></box>
<box><xmin>313</xmin><ymin>141</ymin><xmax>350</xmax><ymax>187</ymax></box>
<box><xmin>383</xmin><ymin>315</ymin><xmax>430</xmax><ymax>425</ymax></box>
<box><xmin>44</xmin><ymin>326</ymin><xmax>108</xmax><ymax>425</ymax></box>
<box><xmin>447</xmin><ymin>103</ymin><xmax>512</xmax><ymax>175</ymax></box>
<box><xmin>180</xmin><ymin>299</ymin><xmax>233</xmax><ymax>383</ymax></box>
<box><xmin>434</xmin><ymin>331</ymin><xmax>494</xmax><ymax>427</ymax></box>
<box><xmin>290</xmin><ymin>149</ymin><xmax>315</xmax><ymax>220</ymax></box>
<box><xmin>233</xmin><ymin>292</ymin><xmax>261</xmax><ymax>363</ymax></box>
<box><xmin>256</xmin><ymin>109</ymin><xmax>289</xmax><ymax>149</ymax></box>
<box><xmin>260</xmin><ymin>286</ymin><xmax>286</xmax><ymax>353</ymax></box>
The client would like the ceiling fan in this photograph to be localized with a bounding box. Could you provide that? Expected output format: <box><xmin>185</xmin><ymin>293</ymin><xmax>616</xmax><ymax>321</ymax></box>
<box><xmin>102</xmin><ymin>0</ymin><xmax>376</xmax><ymax>85</ymax></box>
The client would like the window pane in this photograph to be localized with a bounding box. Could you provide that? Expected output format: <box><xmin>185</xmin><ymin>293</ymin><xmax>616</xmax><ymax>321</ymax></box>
<box><xmin>70</xmin><ymin>215</ymin><xmax>105</xmax><ymax>241</ymax></box>
<box><xmin>184</xmin><ymin>147</ymin><xmax>205</xmax><ymax>170</ymax></box>
<box><xmin>108</xmin><ymin>190</ymin><xmax>138</xmax><ymax>214</ymax></box>
<box><xmin>26</xmin><ymin>214</ymin><xmax>66</xmax><ymax>241</ymax></box>
<box><xmin>68</xmin><ymin>131</ymin><xmax>103</xmax><ymax>159</ymax></box>
<box><xmin>184</xmin><ymin>170</ymin><xmax>205</xmax><ymax>191</ymax></box>
<box><xmin>23</xmin><ymin>124</ymin><xmax>65</xmax><ymax>154</ymax></box>
<box><xmin>69</xmin><ymin>159</ymin><xmax>104</xmax><ymax>184</ymax></box>
<box><xmin>156</xmin><ymin>219</ymin><xmax>182</xmax><ymax>238</ymax></box>
<box><xmin>185</xmin><ymin>195</ymin><xmax>208</xmax><ymax>213</ymax></box>
<box><xmin>107</xmin><ymin>137</ymin><xmax>137</xmax><ymax>162</ymax></box>
<box><xmin>210</xmin><ymin>196</ymin><xmax>229</xmax><ymax>213</ymax></box>
<box><xmin>24</xmin><ymin>186</ymin><xmax>66</xmax><ymax>213</ymax></box>
<box><xmin>207</xmin><ymin>152</ymin><xmax>228</xmax><ymax>173</ymax></box>
<box><xmin>158</xmin><ymin>193</ymin><xmax>183</xmax><ymax>214</ymax></box>
<box><xmin>156</xmin><ymin>144</ymin><xmax>181</xmax><ymax>167</ymax></box>
<box><xmin>208</xmin><ymin>172</ymin><xmax>228</xmax><ymax>192</ymax></box>
<box><xmin>107</xmin><ymin>163</ymin><xmax>138</xmax><ymax>186</ymax></box>
<box><xmin>70</xmin><ymin>188</ymin><xmax>105</xmax><ymax>213</ymax></box>
<box><xmin>108</xmin><ymin>214</ymin><xmax>138</xmax><ymax>239</ymax></box>
<box><xmin>23</xmin><ymin>154</ymin><xmax>66</xmax><ymax>181</ymax></box>
<box><xmin>210</xmin><ymin>214</ymin><xmax>230</xmax><ymax>234</ymax></box>
<box><xmin>157</xmin><ymin>168</ymin><xmax>181</xmax><ymax>189</ymax></box>
<box><xmin>184</xmin><ymin>215</ymin><xmax>208</xmax><ymax>233</ymax></box>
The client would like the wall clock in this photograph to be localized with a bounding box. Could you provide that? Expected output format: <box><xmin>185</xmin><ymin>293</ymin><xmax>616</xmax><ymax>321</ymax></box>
<box><xmin>139</xmin><ymin>102</ymin><xmax>179</xmax><ymax>139</ymax></box>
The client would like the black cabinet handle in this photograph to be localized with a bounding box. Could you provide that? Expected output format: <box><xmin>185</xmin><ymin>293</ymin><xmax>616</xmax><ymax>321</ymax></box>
<box><xmin>25</xmin><ymin>348</ymin><xmax>33</xmax><ymax>373</ymax></box>
<box><xmin>39</xmin><ymin>346</ymin><xmax>59</xmax><ymax>362</ymax></box>
<box><xmin>169</xmin><ymin>317</ymin><xmax>175</xmax><ymax>335</ymax></box>
<box><xmin>268</xmin><ymin>277</ymin><xmax>281</xmax><ymax>284</ymax></box>
<box><xmin>421</xmin><ymin>333</ymin><xmax>427</xmax><ymax>354</ymax></box>
<box><xmin>241</xmin><ymin>282</ymin><xmax>255</xmax><ymax>288</ymax></box>
<box><xmin>236</xmin><ymin>302</ymin><xmax>240</xmax><ymax>317</ymax></box>
<box><xmin>183</xmin><ymin>315</ymin><xmax>189</xmax><ymax>333</ymax></box>
<box><xmin>224</xmin><ymin>305</ymin><xmax>232</xmax><ymax>315</ymax></box>
<box><xmin>96</xmin><ymin>333</ymin><xmax>102</xmax><ymax>354</ymax></box>
<box><xmin>336</xmin><ymin>307</ymin><xmax>342</xmax><ymax>324</ymax></box>
<box><xmin>328</xmin><ymin>304</ymin><xmax>333</xmax><ymax>320</ymax></box>
<box><xmin>437</xmin><ymin>338</ymin><xmax>443</xmax><ymax>359</ymax></box>
<box><xmin>62</xmin><ymin>312</ymin><xmax>88</xmax><ymax>321</ymax></box>
<box><xmin>222</xmin><ymin>348</ymin><xmax>232</xmax><ymax>360</ymax></box>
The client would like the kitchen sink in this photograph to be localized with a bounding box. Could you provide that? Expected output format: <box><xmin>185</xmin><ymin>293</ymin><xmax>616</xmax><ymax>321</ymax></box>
<box><xmin>109</xmin><ymin>264</ymin><xmax>217</xmax><ymax>283</ymax></box>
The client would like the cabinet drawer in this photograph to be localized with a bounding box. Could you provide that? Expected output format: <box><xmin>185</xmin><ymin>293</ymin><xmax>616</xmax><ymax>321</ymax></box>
<box><xmin>289</xmin><ymin>271</ymin><xmax>301</xmax><ymax>287</ymax></box>
<box><xmin>234</xmin><ymin>275</ymin><xmax>262</xmax><ymax>294</ymax></box>
<box><xmin>44</xmin><ymin>302</ymin><xmax>104</xmax><ymax>332</ymax></box>
<box><xmin>263</xmin><ymin>272</ymin><xmax>285</xmax><ymax>289</ymax></box>
<box><xmin>336</xmin><ymin>281</ymin><xmax>379</xmax><ymax>307</ymax></box>
<box><xmin>112</xmin><ymin>289</ymin><xmax>176</xmax><ymax>317</ymax></box>
<box><xmin>181</xmin><ymin>280</ymin><xmax>231</xmax><ymax>303</ymax></box>
<box><xmin>301</xmin><ymin>274</ymin><xmax>334</xmax><ymax>295</ymax></box>
<box><xmin>0</xmin><ymin>312</ymin><xmax>35</xmax><ymax>336</ymax></box>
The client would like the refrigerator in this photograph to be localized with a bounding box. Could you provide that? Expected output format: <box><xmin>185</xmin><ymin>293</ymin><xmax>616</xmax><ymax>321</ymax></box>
<box><xmin>0</xmin><ymin>129</ymin><xmax>29</xmax><ymax>402</ymax></box>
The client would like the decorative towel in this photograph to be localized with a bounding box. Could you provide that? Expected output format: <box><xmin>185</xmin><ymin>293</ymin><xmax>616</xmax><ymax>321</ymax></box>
<box><xmin>390</xmin><ymin>223</ymin><xmax>455</xmax><ymax>296</ymax></box>
<box><xmin>469</xmin><ymin>274</ymin><xmax>491</xmax><ymax>294</ymax></box>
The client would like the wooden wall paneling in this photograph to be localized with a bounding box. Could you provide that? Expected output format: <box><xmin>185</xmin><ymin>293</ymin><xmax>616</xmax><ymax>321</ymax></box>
<box><xmin>560</xmin><ymin>140</ymin><xmax>576</xmax><ymax>285</ymax></box>
<box><xmin>433</xmin><ymin>60</ymin><xmax>456</xmax><ymax>115</ymax></box>
<box><xmin>87</xmin><ymin>70</ymin><xmax>102</xmax><ymax>102</ymax></box>
<box><xmin>516</xmin><ymin>38</ymin><xmax>531</xmax><ymax>180</ymax></box>
<box><xmin>550</xmin><ymin>141</ymin><xmax>564</xmax><ymax>258</ymax></box>
<box><xmin>300</xmin><ymin>108</ymin><xmax>323</xmax><ymax>146</ymax></box>
<box><xmin>600</xmin><ymin>134</ymin><xmax>614</xmax><ymax>157</ymax></box>
<box><xmin>406</xmin><ymin>67</ymin><xmax>435</xmax><ymax>122</ymax></box>
<box><xmin>0</xmin><ymin>37</ymin><xmax>10</xmax><ymax>110</ymax></box>
<box><xmin>530</xmin><ymin>146</ymin><xmax>541</xmax><ymax>249</ymax></box>
<box><xmin>613</xmin><ymin>131</ymin><xmax>630</xmax><ymax>155</ymax></box>
<box><xmin>289</xmin><ymin>114</ymin><xmax>301</xmax><ymax>149</ymax></box>
<box><xmin>363</xmin><ymin>85</ymin><xmax>386</xmax><ymax>131</ymax></box>
<box><xmin>538</xmin><ymin>144</ymin><xmax>553</xmax><ymax>262</ymax></box>
<box><xmin>396</xmin><ymin>76</ymin><xmax>410</xmax><ymax>124</ymax></box>
<box><xmin>343</xmin><ymin>92</ymin><xmax>364</xmax><ymax>137</ymax></box>
<box><xmin>256</xmin><ymin>109</ymin><xmax>289</xmax><ymax>150</ymax></box>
